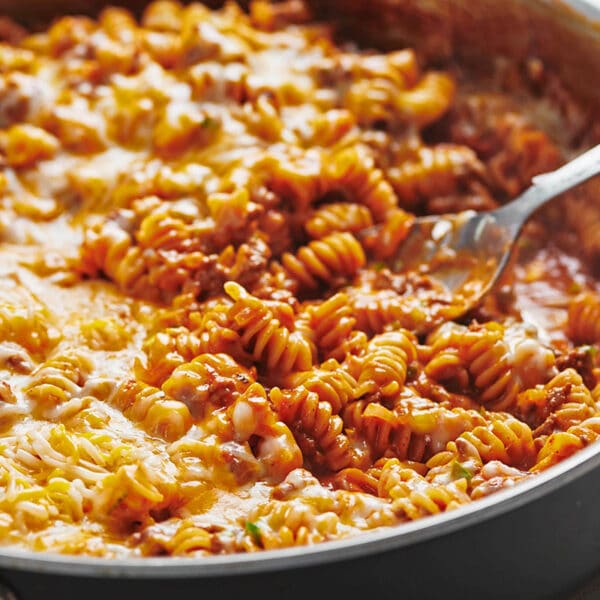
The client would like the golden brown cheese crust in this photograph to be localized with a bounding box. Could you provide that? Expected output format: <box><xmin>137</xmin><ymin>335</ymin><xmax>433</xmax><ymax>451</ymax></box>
<box><xmin>0</xmin><ymin>0</ymin><xmax>599</xmax><ymax>557</ymax></box>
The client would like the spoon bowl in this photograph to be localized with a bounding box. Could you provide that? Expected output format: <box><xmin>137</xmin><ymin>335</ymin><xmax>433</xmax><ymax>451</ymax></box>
<box><xmin>387</xmin><ymin>143</ymin><xmax>600</xmax><ymax>329</ymax></box>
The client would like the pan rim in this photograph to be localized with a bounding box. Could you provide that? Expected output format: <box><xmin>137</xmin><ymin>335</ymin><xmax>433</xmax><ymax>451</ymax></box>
<box><xmin>1</xmin><ymin>438</ymin><xmax>599</xmax><ymax>578</ymax></box>
<box><xmin>1</xmin><ymin>0</ymin><xmax>600</xmax><ymax>580</ymax></box>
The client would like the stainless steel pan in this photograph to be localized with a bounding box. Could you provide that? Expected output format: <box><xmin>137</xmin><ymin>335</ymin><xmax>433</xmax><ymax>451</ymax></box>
<box><xmin>0</xmin><ymin>1</ymin><xmax>599</xmax><ymax>598</ymax></box>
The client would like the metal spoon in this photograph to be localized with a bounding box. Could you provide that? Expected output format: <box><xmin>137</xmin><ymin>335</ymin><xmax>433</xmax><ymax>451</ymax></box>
<box><xmin>387</xmin><ymin>143</ymin><xmax>600</xmax><ymax>327</ymax></box>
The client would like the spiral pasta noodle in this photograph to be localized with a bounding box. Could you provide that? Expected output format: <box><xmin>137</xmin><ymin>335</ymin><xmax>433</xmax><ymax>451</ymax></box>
<box><xmin>323</xmin><ymin>146</ymin><xmax>401</xmax><ymax>222</ymax></box>
<box><xmin>282</xmin><ymin>359</ymin><xmax>357</xmax><ymax>414</ymax></box>
<box><xmin>25</xmin><ymin>351</ymin><xmax>94</xmax><ymax>413</ymax></box>
<box><xmin>304</xmin><ymin>203</ymin><xmax>373</xmax><ymax>240</ymax></box>
<box><xmin>162</xmin><ymin>352</ymin><xmax>255</xmax><ymax>417</ymax></box>
<box><xmin>377</xmin><ymin>457</ymin><xmax>470</xmax><ymax>520</ymax></box>
<box><xmin>517</xmin><ymin>368</ymin><xmax>595</xmax><ymax>435</ymax></box>
<box><xmin>110</xmin><ymin>379</ymin><xmax>193</xmax><ymax>442</ymax></box>
<box><xmin>344</xmin><ymin>396</ymin><xmax>486</xmax><ymax>463</ymax></box>
<box><xmin>388</xmin><ymin>144</ymin><xmax>486</xmax><ymax>208</ymax></box>
<box><xmin>568</xmin><ymin>292</ymin><xmax>600</xmax><ymax>344</ymax></box>
<box><xmin>0</xmin><ymin>298</ymin><xmax>58</xmax><ymax>359</ymax></box>
<box><xmin>343</xmin><ymin>400</ymin><xmax>427</xmax><ymax>461</ymax></box>
<box><xmin>0</xmin><ymin>0</ymin><xmax>599</xmax><ymax>558</ymax></box>
<box><xmin>533</xmin><ymin>416</ymin><xmax>600</xmax><ymax>472</ymax></box>
<box><xmin>138</xmin><ymin>519</ymin><xmax>215</xmax><ymax>556</ymax></box>
<box><xmin>459</xmin><ymin>414</ymin><xmax>537</xmax><ymax>469</ymax></box>
<box><xmin>135</xmin><ymin>327</ymin><xmax>203</xmax><ymax>387</ymax></box>
<box><xmin>225</xmin><ymin>281</ymin><xmax>314</xmax><ymax>373</ymax></box>
<box><xmin>305</xmin><ymin>292</ymin><xmax>365</xmax><ymax>360</ymax></box>
<box><xmin>271</xmin><ymin>387</ymin><xmax>353</xmax><ymax>472</ymax></box>
<box><xmin>93</xmin><ymin>461</ymin><xmax>178</xmax><ymax>527</ymax></box>
<box><xmin>281</xmin><ymin>232</ymin><xmax>366</xmax><ymax>292</ymax></box>
<box><xmin>354</xmin><ymin>330</ymin><xmax>418</xmax><ymax>398</ymax></box>
<box><xmin>425</xmin><ymin>322</ymin><xmax>555</xmax><ymax>411</ymax></box>
<box><xmin>228</xmin><ymin>382</ymin><xmax>303</xmax><ymax>482</ymax></box>
<box><xmin>244</xmin><ymin>497</ymin><xmax>338</xmax><ymax>549</ymax></box>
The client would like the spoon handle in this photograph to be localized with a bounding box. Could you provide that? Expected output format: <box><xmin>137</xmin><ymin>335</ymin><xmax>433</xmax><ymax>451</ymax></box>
<box><xmin>495</xmin><ymin>143</ymin><xmax>600</xmax><ymax>226</ymax></box>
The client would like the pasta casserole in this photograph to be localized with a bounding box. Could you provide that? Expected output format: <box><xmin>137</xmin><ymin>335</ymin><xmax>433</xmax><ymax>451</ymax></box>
<box><xmin>0</xmin><ymin>0</ymin><xmax>600</xmax><ymax>557</ymax></box>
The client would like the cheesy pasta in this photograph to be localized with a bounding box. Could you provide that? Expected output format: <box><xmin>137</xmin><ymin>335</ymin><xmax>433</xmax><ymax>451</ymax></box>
<box><xmin>0</xmin><ymin>0</ymin><xmax>599</xmax><ymax>557</ymax></box>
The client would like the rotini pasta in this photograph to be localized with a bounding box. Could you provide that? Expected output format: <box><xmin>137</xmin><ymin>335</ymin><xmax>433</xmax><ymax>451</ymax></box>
<box><xmin>304</xmin><ymin>203</ymin><xmax>373</xmax><ymax>240</ymax></box>
<box><xmin>377</xmin><ymin>457</ymin><xmax>471</xmax><ymax>520</ymax></box>
<box><xmin>282</xmin><ymin>359</ymin><xmax>357</xmax><ymax>413</ymax></box>
<box><xmin>224</xmin><ymin>281</ymin><xmax>314</xmax><ymax>373</ymax></box>
<box><xmin>25</xmin><ymin>351</ymin><xmax>94</xmax><ymax>416</ymax></box>
<box><xmin>387</xmin><ymin>144</ymin><xmax>486</xmax><ymax>208</ymax></box>
<box><xmin>162</xmin><ymin>352</ymin><xmax>255</xmax><ymax>417</ymax></box>
<box><xmin>425</xmin><ymin>322</ymin><xmax>556</xmax><ymax>411</ymax></box>
<box><xmin>0</xmin><ymin>0</ymin><xmax>598</xmax><ymax>559</ymax></box>
<box><xmin>353</xmin><ymin>330</ymin><xmax>418</xmax><ymax>397</ymax></box>
<box><xmin>271</xmin><ymin>387</ymin><xmax>353</xmax><ymax>472</ymax></box>
<box><xmin>110</xmin><ymin>379</ymin><xmax>193</xmax><ymax>442</ymax></box>
<box><xmin>281</xmin><ymin>232</ymin><xmax>366</xmax><ymax>292</ymax></box>
<box><xmin>567</xmin><ymin>292</ymin><xmax>600</xmax><ymax>344</ymax></box>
